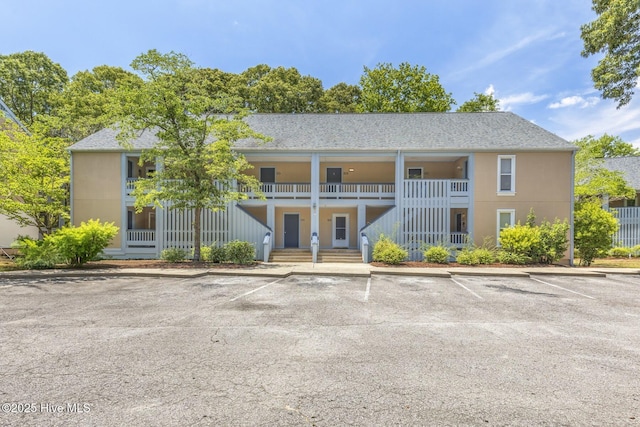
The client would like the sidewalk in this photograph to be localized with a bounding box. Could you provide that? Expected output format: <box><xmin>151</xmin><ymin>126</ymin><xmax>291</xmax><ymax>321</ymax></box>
<box><xmin>1</xmin><ymin>262</ymin><xmax>638</xmax><ymax>280</ymax></box>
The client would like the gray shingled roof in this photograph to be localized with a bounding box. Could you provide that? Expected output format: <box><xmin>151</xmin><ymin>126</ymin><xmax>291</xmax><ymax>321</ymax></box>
<box><xmin>68</xmin><ymin>112</ymin><xmax>575</xmax><ymax>152</ymax></box>
<box><xmin>603</xmin><ymin>157</ymin><xmax>640</xmax><ymax>190</ymax></box>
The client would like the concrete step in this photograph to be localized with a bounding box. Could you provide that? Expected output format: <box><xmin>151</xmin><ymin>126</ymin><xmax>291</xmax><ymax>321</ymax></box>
<box><xmin>269</xmin><ymin>249</ymin><xmax>362</xmax><ymax>263</ymax></box>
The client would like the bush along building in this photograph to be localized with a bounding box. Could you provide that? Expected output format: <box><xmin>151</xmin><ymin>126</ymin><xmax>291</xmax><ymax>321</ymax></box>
<box><xmin>68</xmin><ymin>112</ymin><xmax>576</xmax><ymax>263</ymax></box>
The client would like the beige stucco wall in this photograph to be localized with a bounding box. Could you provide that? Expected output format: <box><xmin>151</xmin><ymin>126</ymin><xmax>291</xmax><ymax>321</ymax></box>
<box><xmin>473</xmin><ymin>151</ymin><xmax>573</xmax><ymax>251</ymax></box>
<box><xmin>245</xmin><ymin>162</ymin><xmax>311</xmax><ymax>182</ymax></box>
<box><xmin>405</xmin><ymin>160</ymin><xmax>466</xmax><ymax>179</ymax></box>
<box><xmin>274</xmin><ymin>206</ymin><xmax>311</xmax><ymax>248</ymax></box>
<box><xmin>72</xmin><ymin>152</ymin><xmax>122</xmax><ymax>248</ymax></box>
<box><xmin>0</xmin><ymin>215</ymin><xmax>39</xmax><ymax>247</ymax></box>
<box><xmin>320</xmin><ymin>162</ymin><xmax>395</xmax><ymax>183</ymax></box>
<box><xmin>318</xmin><ymin>207</ymin><xmax>358</xmax><ymax>249</ymax></box>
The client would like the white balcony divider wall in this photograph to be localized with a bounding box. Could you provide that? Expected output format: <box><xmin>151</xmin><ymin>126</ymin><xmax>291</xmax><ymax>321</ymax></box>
<box><xmin>161</xmin><ymin>202</ymin><xmax>270</xmax><ymax>260</ymax></box>
<box><xmin>612</xmin><ymin>207</ymin><xmax>640</xmax><ymax>247</ymax></box>
<box><xmin>402</xmin><ymin>180</ymin><xmax>450</xmax><ymax>259</ymax></box>
<box><xmin>360</xmin><ymin>179</ymin><xmax>454</xmax><ymax>261</ymax></box>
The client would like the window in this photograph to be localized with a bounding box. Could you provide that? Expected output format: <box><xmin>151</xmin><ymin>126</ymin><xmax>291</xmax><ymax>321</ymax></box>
<box><xmin>497</xmin><ymin>155</ymin><xmax>515</xmax><ymax>194</ymax></box>
<box><xmin>260</xmin><ymin>167</ymin><xmax>276</xmax><ymax>183</ymax></box>
<box><xmin>496</xmin><ymin>209</ymin><xmax>515</xmax><ymax>244</ymax></box>
<box><xmin>407</xmin><ymin>167</ymin><xmax>423</xmax><ymax>179</ymax></box>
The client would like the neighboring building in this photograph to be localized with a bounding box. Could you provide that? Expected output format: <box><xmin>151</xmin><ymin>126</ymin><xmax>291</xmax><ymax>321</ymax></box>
<box><xmin>603</xmin><ymin>156</ymin><xmax>640</xmax><ymax>247</ymax></box>
<box><xmin>0</xmin><ymin>97</ymin><xmax>39</xmax><ymax>249</ymax></box>
<box><xmin>68</xmin><ymin>112</ymin><xmax>576</xmax><ymax>263</ymax></box>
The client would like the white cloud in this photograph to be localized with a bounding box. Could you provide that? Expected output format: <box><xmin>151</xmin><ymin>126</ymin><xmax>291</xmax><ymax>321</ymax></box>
<box><xmin>547</xmin><ymin>96</ymin><xmax>640</xmax><ymax>147</ymax></box>
<box><xmin>548</xmin><ymin>95</ymin><xmax>600</xmax><ymax>109</ymax></box>
<box><xmin>484</xmin><ymin>84</ymin><xmax>495</xmax><ymax>96</ymax></box>
<box><xmin>499</xmin><ymin>92</ymin><xmax>549</xmax><ymax>111</ymax></box>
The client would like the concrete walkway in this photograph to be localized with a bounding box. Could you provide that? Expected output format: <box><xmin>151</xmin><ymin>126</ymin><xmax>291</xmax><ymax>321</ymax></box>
<box><xmin>0</xmin><ymin>262</ymin><xmax>638</xmax><ymax>280</ymax></box>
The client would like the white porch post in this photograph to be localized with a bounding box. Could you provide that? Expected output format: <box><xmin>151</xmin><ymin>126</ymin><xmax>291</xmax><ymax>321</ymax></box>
<box><xmin>120</xmin><ymin>153</ymin><xmax>127</xmax><ymax>254</ymax></box>
<box><xmin>357</xmin><ymin>203</ymin><xmax>366</xmax><ymax>249</ymax></box>
<box><xmin>467</xmin><ymin>153</ymin><xmax>475</xmax><ymax>244</ymax></box>
<box><xmin>311</xmin><ymin>153</ymin><xmax>320</xmax><ymax>237</ymax></box>
<box><xmin>394</xmin><ymin>151</ymin><xmax>405</xmax><ymax>243</ymax></box>
<box><xmin>267</xmin><ymin>204</ymin><xmax>275</xmax><ymax>241</ymax></box>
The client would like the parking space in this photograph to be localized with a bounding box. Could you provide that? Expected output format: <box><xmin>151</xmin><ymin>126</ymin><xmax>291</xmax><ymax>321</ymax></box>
<box><xmin>0</xmin><ymin>273</ymin><xmax>638</xmax><ymax>426</ymax></box>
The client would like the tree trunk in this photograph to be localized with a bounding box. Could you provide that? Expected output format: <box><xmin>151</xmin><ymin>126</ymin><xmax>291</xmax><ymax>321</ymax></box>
<box><xmin>193</xmin><ymin>206</ymin><xmax>202</xmax><ymax>261</ymax></box>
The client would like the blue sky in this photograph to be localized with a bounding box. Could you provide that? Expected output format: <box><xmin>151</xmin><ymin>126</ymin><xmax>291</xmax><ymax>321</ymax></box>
<box><xmin>4</xmin><ymin>0</ymin><xmax>640</xmax><ymax>146</ymax></box>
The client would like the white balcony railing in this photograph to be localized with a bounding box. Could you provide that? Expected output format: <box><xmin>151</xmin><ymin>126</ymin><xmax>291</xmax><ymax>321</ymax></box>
<box><xmin>127</xmin><ymin>229</ymin><xmax>156</xmax><ymax>246</ymax></box>
<box><xmin>126</xmin><ymin>178</ymin><xmax>139</xmax><ymax>196</ymax></box>
<box><xmin>319</xmin><ymin>183</ymin><xmax>395</xmax><ymax>199</ymax></box>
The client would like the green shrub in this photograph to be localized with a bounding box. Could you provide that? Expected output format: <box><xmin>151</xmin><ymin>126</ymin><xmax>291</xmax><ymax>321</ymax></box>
<box><xmin>497</xmin><ymin>251</ymin><xmax>528</xmax><ymax>265</ymax></box>
<box><xmin>48</xmin><ymin>219</ymin><xmax>119</xmax><ymax>266</ymax></box>
<box><xmin>608</xmin><ymin>247</ymin><xmax>631</xmax><ymax>258</ymax></box>
<box><xmin>537</xmin><ymin>219</ymin><xmax>570</xmax><ymax>263</ymax></box>
<box><xmin>372</xmin><ymin>234</ymin><xmax>407</xmax><ymax>265</ymax></box>
<box><xmin>498</xmin><ymin>223</ymin><xmax>539</xmax><ymax>264</ymax></box>
<box><xmin>208</xmin><ymin>244</ymin><xmax>226</xmax><ymax>263</ymax></box>
<box><xmin>191</xmin><ymin>246</ymin><xmax>212</xmax><ymax>261</ymax></box>
<box><xmin>224</xmin><ymin>240</ymin><xmax>255</xmax><ymax>264</ymax></box>
<box><xmin>423</xmin><ymin>244</ymin><xmax>450</xmax><ymax>264</ymax></box>
<box><xmin>574</xmin><ymin>202</ymin><xmax>619</xmax><ymax>266</ymax></box>
<box><xmin>632</xmin><ymin>245</ymin><xmax>640</xmax><ymax>257</ymax></box>
<box><xmin>456</xmin><ymin>249</ymin><xmax>478</xmax><ymax>265</ymax></box>
<box><xmin>11</xmin><ymin>236</ymin><xmax>61</xmax><ymax>269</ymax></box>
<box><xmin>161</xmin><ymin>248</ymin><xmax>188</xmax><ymax>262</ymax></box>
<box><xmin>474</xmin><ymin>247</ymin><xmax>496</xmax><ymax>264</ymax></box>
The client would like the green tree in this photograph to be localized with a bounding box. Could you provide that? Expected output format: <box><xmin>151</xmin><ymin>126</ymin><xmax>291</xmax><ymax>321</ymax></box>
<box><xmin>114</xmin><ymin>50</ymin><xmax>269</xmax><ymax>261</ymax></box>
<box><xmin>359</xmin><ymin>62</ymin><xmax>455</xmax><ymax>112</ymax></box>
<box><xmin>0</xmin><ymin>120</ymin><xmax>69</xmax><ymax>235</ymax></box>
<box><xmin>318</xmin><ymin>82</ymin><xmax>362</xmax><ymax>113</ymax></box>
<box><xmin>456</xmin><ymin>92</ymin><xmax>500</xmax><ymax>112</ymax></box>
<box><xmin>235</xmin><ymin>65</ymin><xmax>324</xmax><ymax>113</ymax></box>
<box><xmin>574</xmin><ymin>134</ymin><xmax>637</xmax><ymax>201</ymax></box>
<box><xmin>45</xmin><ymin>65</ymin><xmax>141</xmax><ymax>141</ymax></box>
<box><xmin>581</xmin><ymin>0</ymin><xmax>640</xmax><ymax>107</ymax></box>
<box><xmin>574</xmin><ymin>201</ymin><xmax>619</xmax><ymax>266</ymax></box>
<box><xmin>575</xmin><ymin>133</ymin><xmax>639</xmax><ymax>158</ymax></box>
<box><xmin>0</xmin><ymin>51</ymin><xmax>68</xmax><ymax>127</ymax></box>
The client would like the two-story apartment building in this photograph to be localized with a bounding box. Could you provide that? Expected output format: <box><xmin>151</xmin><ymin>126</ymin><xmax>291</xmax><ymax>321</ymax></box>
<box><xmin>68</xmin><ymin>112</ymin><xmax>576</xmax><ymax>263</ymax></box>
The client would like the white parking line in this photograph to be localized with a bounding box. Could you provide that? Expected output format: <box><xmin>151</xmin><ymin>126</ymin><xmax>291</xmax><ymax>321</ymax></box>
<box><xmin>530</xmin><ymin>277</ymin><xmax>596</xmax><ymax>300</ymax></box>
<box><xmin>364</xmin><ymin>277</ymin><xmax>371</xmax><ymax>302</ymax></box>
<box><xmin>450</xmin><ymin>277</ymin><xmax>483</xmax><ymax>300</ymax></box>
<box><xmin>229</xmin><ymin>278</ymin><xmax>284</xmax><ymax>301</ymax></box>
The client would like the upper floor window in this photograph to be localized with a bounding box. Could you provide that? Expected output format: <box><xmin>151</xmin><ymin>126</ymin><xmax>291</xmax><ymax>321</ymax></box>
<box><xmin>407</xmin><ymin>167</ymin><xmax>423</xmax><ymax>179</ymax></box>
<box><xmin>497</xmin><ymin>155</ymin><xmax>515</xmax><ymax>194</ymax></box>
<box><xmin>260</xmin><ymin>167</ymin><xmax>276</xmax><ymax>183</ymax></box>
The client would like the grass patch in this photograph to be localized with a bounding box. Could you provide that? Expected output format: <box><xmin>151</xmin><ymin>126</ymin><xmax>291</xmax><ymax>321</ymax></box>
<box><xmin>578</xmin><ymin>257</ymin><xmax>640</xmax><ymax>268</ymax></box>
<box><xmin>0</xmin><ymin>259</ymin><xmax>21</xmax><ymax>271</ymax></box>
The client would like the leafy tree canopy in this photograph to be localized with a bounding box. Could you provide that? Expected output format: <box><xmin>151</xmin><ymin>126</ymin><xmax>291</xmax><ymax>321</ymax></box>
<box><xmin>43</xmin><ymin>65</ymin><xmax>142</xmax><ymax>141</ymax></box>
<box><xmin>235</xmin><ymin>65</ymin><xmax>324</xmax><ymax>113</ymax></box>
<box><xmin>456</xmin><ymin>92</ymin><xmax>500</xmax><ymax>112</ymax></box>
<box><xmin>359</xmin><ymin>62</ymin><xmax>455</xmax><ymax>112</ymax></box>
<box><xmin>574</xmin><ymin>134</ymin><xmax>637</xmax><ymax>201</ymax></box>
<box><xmin>318</xmin><ymin>82</ymin><xmax>362</xmax><ymax>113</ymax></box>
<box><xmin>581</xmin><ymin>0</ymin><xmax>640</xmax><ymax>107</ymax></box>
<box><xmin>0</xmin><ymin>51</ymin><xmax>68</xmax><ymax>127</ymax></box>
<box><xmin>0</xmin><ymin>119</ymin><xmax>69</xmax><ymax>235</ymax></box>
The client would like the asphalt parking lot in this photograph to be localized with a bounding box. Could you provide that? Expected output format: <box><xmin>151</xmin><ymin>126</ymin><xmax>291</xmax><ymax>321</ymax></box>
<box><xmin>0</xmin><ymin>273</ymin><xmax>639</xmax><ymax>426</ymax></box>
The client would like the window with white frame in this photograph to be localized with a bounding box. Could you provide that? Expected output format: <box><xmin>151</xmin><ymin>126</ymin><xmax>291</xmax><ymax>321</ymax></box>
<box><xmin>497</xmin><ymin>155</ymin><xmax>515</xmax><ymax>194</ymax></box>
<box><xmin>496</xmin><ymin>209</ymin><xmax>515</xmax><ymax>244</ymax></box>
